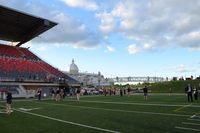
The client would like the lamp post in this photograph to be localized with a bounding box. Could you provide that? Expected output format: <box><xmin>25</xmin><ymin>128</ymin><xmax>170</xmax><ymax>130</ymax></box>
<box><xmin>98</xmin><ymin>71</ymin><xmax>101</xmax><ymax>90</ymax></box>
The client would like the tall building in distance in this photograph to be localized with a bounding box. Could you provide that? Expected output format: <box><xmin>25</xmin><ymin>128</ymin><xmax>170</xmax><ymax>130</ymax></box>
<box><xmin>69</xmin><ymin>59</ymin><xmax>79</xmax><ymax>75</ymax></box>
<box><xmin>63</xmin><ymin>59</ymin><xmax>113</xmax><ymax>87</ymax></box>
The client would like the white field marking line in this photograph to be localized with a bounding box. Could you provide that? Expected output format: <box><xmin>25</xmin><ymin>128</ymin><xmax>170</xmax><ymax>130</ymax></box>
<box><xmin>69</xmin><ymin>95</ymin><xmax>104</xmax><ymax>98</ymax></box>
<box><xmin>18</xmin><ymin>107</ymin><xmax>41</xmax><ymax>111</ymax></box>
<box><xmin>66</xmin><ymin>99</ymin><xmax>200</xmax><ymax>108</ymax></box>
<box><xmin>0</xmin><ymin>105</ymin><xmax>14</xmax><ymax>113</ymax></box>
<box><xmin>182</xmin><ymin>122</ymin><xmax>200</xmax><ymax>126</ymax></box>
<box><xmin>0</xmin><ymin>110</ymin><xmax>13</xmax><ymax>113</ymax></box>
<box><xmin>191</xmin><ymin>114</ymin><xmax>196</xmax><ymax>118</ymax></box>
<box><xmin>190</xmin><ymin>112</ymin><xmax>200</xmax><ymax>118</ymax></box>
<box><xmin>188</xmin><ymin>119</ymin><xmax>200</xmax><ymax>122</ymax></box>
<box><xmin>175</xmin><ymin>126</ymin><xmax>200</xmax><ymax>132</ymax></box>
<box><xmin>13</xmin><ymin>108</ymin><xmax>120</xmax><ymax>133</ymax></box>
<box><xmin>173</xmin><ymin>104</ymin><xmax>193</xmax><ymax>112</ymax></box>
<box><xmin>33</xmin><ymin>101</ymin><xmax>191</xmax><ymax>118</ymax></box>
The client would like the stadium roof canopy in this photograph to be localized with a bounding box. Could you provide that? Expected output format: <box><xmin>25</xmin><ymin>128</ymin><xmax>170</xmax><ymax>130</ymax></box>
<box><xmin>0</xmin><ymin>5</ymin><xmax>57</xmax><ymax>47</ymax></box>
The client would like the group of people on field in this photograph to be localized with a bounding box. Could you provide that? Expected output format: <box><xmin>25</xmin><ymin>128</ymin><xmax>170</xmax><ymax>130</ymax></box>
<box><xmin>36</xmin><ymin>87</ymin><xmax>81</xmax><ymax>102</ymax></box>
<box><xmin>185</xmin><ymin>84</ymin><xmax>199</xmax><ymax>102</ymax></box>
<box><xmin>119</xmin><ymin>86</ymin><xmax>149</xmax><ymax>100</ymax></box>
<box><xmin>51</xmin><ymin>88</ymin><xmax>66</xmax><ymax>101</ymax></box>
<box><xmin>3</xmin><ymin>83</ymin><xmax>199</xmax><ymax>116</ymax></box>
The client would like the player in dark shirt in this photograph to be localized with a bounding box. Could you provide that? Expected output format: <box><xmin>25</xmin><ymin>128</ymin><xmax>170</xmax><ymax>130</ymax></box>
<box><xmin>185</xmin><ymin>84</ymin><xmax>193</xmax><ymax>102</ymax></box>
<box><xmin>127</xmin><ymin>87</ymin><xmax>131</xmax><ymax>97</ymax></box>
<box><xmin>120</xmin><ymin>88</ymin><xmax>123</xmax><ymax>97</ymax></box>
<box><xmin>37</xmin><ymin>88</ymin><xmax>42</xmax><ymax>100</ymax></box>
<box><xmin>6</xmin><ymin>92</ymin><xmax>12</xmax><ymax>114</ymax></box>
<box><xmin>143</xmin><ymin>86</ymin><xmax>148</xmax><ymax>100</ymax></box>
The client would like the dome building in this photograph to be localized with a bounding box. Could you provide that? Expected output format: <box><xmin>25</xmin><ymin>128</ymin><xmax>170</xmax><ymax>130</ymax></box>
<box><xmin>64</xmin><ymin>59</ymin><xmax>113</xmax><ymax>87</ymax></box>
<box><xmin>69</xmin><ymin>59</ymin><xmax>79</xmax><ymax>74</ymax></box>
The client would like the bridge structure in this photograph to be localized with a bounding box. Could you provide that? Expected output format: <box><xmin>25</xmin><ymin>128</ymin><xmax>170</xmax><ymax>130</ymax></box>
<box><xmin>109</xmin><ymin>76</ymin><xmax>166</xmax><ymax>83</ymax></box>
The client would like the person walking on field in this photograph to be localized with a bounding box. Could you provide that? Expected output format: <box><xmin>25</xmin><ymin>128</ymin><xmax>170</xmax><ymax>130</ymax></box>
<box><xmin>76</xmin><ymin>88</ymin><xmax>81</xmax><ymax>101</ymax></box>
<box><xmin>6</xmin><ymin>92</ymin><xmax>12</xmax><ymax>115</ymax></box>
<box><xmin>127</xmin><ymin>87</ymin><xmax>131</xmax><ymax>97</ymax></box>
<box><xmin>143</xmin><ymin>86</ymin><xmax>148</xmax><ymax>100</ymax></box>
<box><xmin>51</xmin><ymin>89</ymin><xmax>55</xmax><ymax>100</ymax></box>
<box><xmin>185</xmin><ymin>84</ymin><xmax>193</xmax><ymax>102</ymax></box>
<box><xmin>193</xmin><ymin>86</ymin><xmax>198</xmax><ymax>100</ymax></box>
<box><xmin>37</xmin><ymin>88</ymin><xmax>42</xmax><ymax>100</ymax></box>
<box><xmin>120</xmin><ymin>88</ymin><xmax>123</xmax><ymax>97</ymax></box>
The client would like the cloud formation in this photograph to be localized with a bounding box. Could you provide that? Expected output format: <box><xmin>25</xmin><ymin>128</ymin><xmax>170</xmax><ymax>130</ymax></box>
<box><xmin>60</xmin><ymin>0</ymin><xmax>98</xmax><ymax>11</ymax></box>
<box><xmin>1</xmin><ymin>0</ymin><xmax>200</xmax><ymax>53</ymax></box>
<box><xmin>106</xmin><ymin>45</ymin><xmax>116</xmax><ymax>52</ymax></box>
<box><xmin>0</xmin><ymin>0</ymin><xmax>101</xmax><ymax>49</ymax></box>
<box><xmin>95</xmin><ymin>0</ymin><xmax>200</xmax><ymax>53</ymax></box>
<box><xmin>127</xmin><ymin>44</ymin><xmax>140</xmax><ymax>54</ymax></box>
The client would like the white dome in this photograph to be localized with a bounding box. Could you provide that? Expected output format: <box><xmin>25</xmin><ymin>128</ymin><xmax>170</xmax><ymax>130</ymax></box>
<box><xmin>69</xmin><ymin>59</ymin><xmax>79</xmax><ymax>74</ymax></box>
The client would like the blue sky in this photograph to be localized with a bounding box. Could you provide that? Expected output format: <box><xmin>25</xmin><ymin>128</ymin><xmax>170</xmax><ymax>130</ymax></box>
<box><xmin>1</xmin><ymin>0</ymin><xmax>200</xmax><ymax>78</ymax></box>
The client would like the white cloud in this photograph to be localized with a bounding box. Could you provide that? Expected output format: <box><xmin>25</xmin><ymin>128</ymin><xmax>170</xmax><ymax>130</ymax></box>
<box><xmin>37</xmin><ymin>46</ymin><xmax>49</xmax><ymax>51</ymax></box>
<box><xmin>143</xmin><ymin>43</ymin><xmax>153</xmax><ymax>50</ymax></box>
<box><xmin>31</xmin><ymin>11</ymin><xmax>101</xmax><ymax>49</ymax></box>
<box><xmin>96</xmin><ymin>11</ymin><xmax>115</xmax><ymax>34</ymax></box>
<box><xmin>171</xmin><ymin>64</ymin><xmax>196</xmax><ymax>73</ymax></box>
<box><xmin>188</xmin><ymin>47</ymin><xmax>200</xmax><ymax>52</ymax></box>
<box><xmin>60</xmin><ymin>0</ymin><xmax>98</xmax><ymax>11</ymax></box>
<box><xmin>95</xmin><ymin>1</ymin><xmax>136</xmax><ymax>35</ymax></box>
<box><xmin>105</xmin><ymin>45</ymin><xmax>116</xmax><ymax>52</ymax></box>
<box><xmin>176</xmin><ymin>64</ymin><xmax>188</xmax><ymax>73</ymax></box>
<box><xmin>127</xmin><ymin>44</ymin><xmax>140</xmax><ymax>54</ymax></box>
<box><xmin>177</xmin><ymin>31</ymin><xmax>200</xmax><ymax>50</ymax></box>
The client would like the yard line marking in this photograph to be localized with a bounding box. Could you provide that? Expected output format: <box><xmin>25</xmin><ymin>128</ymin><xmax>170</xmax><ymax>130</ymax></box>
<box><xmin>173</xmin><ymin>104</ymin><xmax>192</xmax><ymax>112</ymax></box>
<box><xmin>182</xmin><ymin>122</ymin><xmax>200</xmax><ymax>126</ymax></box>
<box><xmin>190</xmin><ymin>112</ymin><xmax>200</xmax><ymax>118</ymax></box>
<box><xmin>175</xmin><ymin>126</ymin><xmax>200</xmax><ymax>132</ymax></box>
<box><xmin>0</xmin><ymin>105</ymin><xmax>14</xmax><ymax>113</ymax></box>
<box><xmin>0</xmin><ymin>109</ymin><xmax>13</xmax><ymax>113</ymax></box>
<box><xmin>190</xmin><ymin>115</ymin><xmax>196</xmax><ymax>118</ymax></box>
<box><xmin>18</xmin><ymin>107</ymin><xmax>41</xmax><ymax>111</ymax></box>
<box><xmin>33</xmin><ymin>101</ymin><xmax>192</xmax><ymax>118</ymax></box>
<box><xmin>13</xmin><ymin>108</ymin><xmax>121</xmax><ymax>133</ymax></box>
<box><xmin>188</xmin><ymin>119</ymin><xmax>200</xmax><ymax>122</ymax></box>
<box><xmin>66</xmin><ymin>99</ymin><xmax>200</xmax><ymax>108</ymax></box>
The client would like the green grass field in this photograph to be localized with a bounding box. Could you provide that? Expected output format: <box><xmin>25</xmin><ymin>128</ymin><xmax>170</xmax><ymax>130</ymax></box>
<box><xmin>0</xmin><ymin>94</ymin><xmax>200</xmax><ymax>133</ymax></box>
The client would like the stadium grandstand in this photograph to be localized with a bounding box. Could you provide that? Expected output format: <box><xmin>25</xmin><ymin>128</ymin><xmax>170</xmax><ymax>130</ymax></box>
<box><xmin>0</xmin><ymin>5</ymin><xmax>79</xmax><ymax>98</ymax></box>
